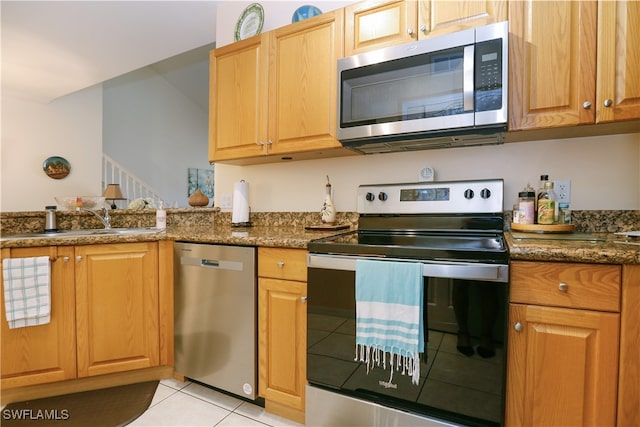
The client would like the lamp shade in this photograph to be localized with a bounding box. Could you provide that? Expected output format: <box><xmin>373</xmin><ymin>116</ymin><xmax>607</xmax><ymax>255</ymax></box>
<box><xmin>103</xmin><ymin>184</ymin><xmax>125</xmax><ymax>200</ymax></box>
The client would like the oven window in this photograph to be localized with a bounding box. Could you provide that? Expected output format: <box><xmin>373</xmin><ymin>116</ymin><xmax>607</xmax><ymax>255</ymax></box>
<box><xmin>307</xmin><ymin>267</ymin><xmax>507</xmax><ymax>426</ymax></box>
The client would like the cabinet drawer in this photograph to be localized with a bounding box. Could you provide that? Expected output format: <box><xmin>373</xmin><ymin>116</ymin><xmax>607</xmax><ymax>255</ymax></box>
<box><xmin>258</xmin><ymin>248</ymin><xmax>307</xmax><ymax>282</ymax></box>
<box><xmin>510</xmin><ymin>261</ymin><xmax>621</xmax><ymax>312</ymax></box>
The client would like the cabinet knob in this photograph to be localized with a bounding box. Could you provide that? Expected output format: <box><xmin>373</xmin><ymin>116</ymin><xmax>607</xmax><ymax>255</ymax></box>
<box><xmin>603</xmin><ymin>98</ymin><xmax>613</xmax><ymax>107</ymax></box>
<box><xmin>419</xmin><ymin>24</ymin><xmax>427</xmax><ymax>33</ymax></box>
<box><xmin>76</xmin><ymin>256</ymin><xmax>83</xmax><ymax>262</ymax></box>
<box><xmin>407</xmin><ymin>28</ymin><xmax>415</xmax><ymax>37</ymax></box>
<box><xmin>62</xmin><ymin>256</ymin><xmax>70</xmax><ymax>262</ymax></box>
<box><xmin>514</xmin><ymin>322</ymin><xmax>523</xmax><ymax>332</ymax></box>
<box><xmin>257</xmin><ymin>141</ymin><xmax>265</xmax><ymax>146</ymax></box>
<box><xmin>277</xmin><ymin>261</ymin><xmax>285</xmax><ymax>268</ymax></box>
<box><xmin>300</xmin><ymin>296</ymin><xmax>307</xmax><ymax>303</ymax></box>
<box><xmin>583</xmin><ymin>101</ymin><xmax>592</xmax><ymax>109</ymax></box>
<box><xmin>558</xmin><ymin>282</ymin><xmax>569</xmax><ymax>292</ymax></box>
<box><xmin>266</xmin><ymin>140</ymin><xmax>273</xmax><ymax>145</ymax></box>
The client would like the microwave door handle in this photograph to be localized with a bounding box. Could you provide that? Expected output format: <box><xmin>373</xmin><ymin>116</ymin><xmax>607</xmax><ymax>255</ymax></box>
<box><xmin>463</xmin><ymin>45</ymin><xmax>474</xmax><ymax>111</ymax></box>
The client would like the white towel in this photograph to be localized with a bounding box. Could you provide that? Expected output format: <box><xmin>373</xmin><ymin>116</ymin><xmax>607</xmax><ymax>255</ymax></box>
<box><xmin>355</xmin><ymin>259</ymin><xmax>424</xmax><ymax>386</ymax></box>
<box><xmin>2</xmin><ymin>256</ymin><xmax>51</xmax><ymax>329</ymax></box>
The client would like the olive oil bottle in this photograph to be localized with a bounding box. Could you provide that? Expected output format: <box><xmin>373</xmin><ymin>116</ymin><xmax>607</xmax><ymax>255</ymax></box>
<box><xmin>537</xmin><ymin>179</ymin><xmax>557</xmax><ymax>224</ymax></box>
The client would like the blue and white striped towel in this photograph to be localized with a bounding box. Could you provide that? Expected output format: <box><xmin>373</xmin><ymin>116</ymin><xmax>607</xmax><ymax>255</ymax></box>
<box><xmin>2</xmin><ymin>256</ymin><xmax>51</xmax><ymax>329</ymax></box>
<box><xmin>355</xmin><ymin>259</ymin><xmax>424</xmax><ymax>386</ymax></box>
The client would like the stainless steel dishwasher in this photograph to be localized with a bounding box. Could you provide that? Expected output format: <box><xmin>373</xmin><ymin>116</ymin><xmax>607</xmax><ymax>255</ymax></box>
<box><xmin>174</xmin><ymin>242</ymin><xmax>257</xmax><ymax>399</ymax></box>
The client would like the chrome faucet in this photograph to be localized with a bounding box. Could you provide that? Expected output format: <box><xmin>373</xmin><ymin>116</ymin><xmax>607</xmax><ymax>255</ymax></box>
<box><xmin>76</xmin><ymin>206</ymin><xmax>112</xmax><ymax>229</ymax></box>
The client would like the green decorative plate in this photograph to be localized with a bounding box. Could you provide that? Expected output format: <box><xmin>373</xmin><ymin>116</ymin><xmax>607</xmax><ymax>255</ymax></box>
<box><xmin>235</xmin><ymin>3</ymin><xmax>264</xmax><ymax>42</ymax></box>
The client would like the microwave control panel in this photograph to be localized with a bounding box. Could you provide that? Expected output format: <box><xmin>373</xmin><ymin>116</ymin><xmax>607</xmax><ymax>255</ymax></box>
<box><xmin>475</xmin><ymin>38</ymin><xmax>503</xmax><ymax>112</ymax></box>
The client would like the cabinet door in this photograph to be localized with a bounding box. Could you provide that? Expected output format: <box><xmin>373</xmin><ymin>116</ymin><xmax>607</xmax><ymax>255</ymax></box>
<box><xmin>506</xmin><ymin>304</ymin><xmax>619</xmax><ymax>427</ymax></box>
<box><xmin>618</xmin><ymin>265</ymin><xmax>640</xmax><ymax>427</ymax></box>
<box><xmin>419</xmin><ymin>0</ymin><xmax>507</xmax><ymax>39</ymax></box>
<box><xmin>509</xmin><ymin>0</ymin><xmax>598</xmax><ymax>130</ymax></box>
<box><xmin>75</xmin><ymin>243</ymin><xmax>159</xmax><ymax>377</ymax></box>
<box><xmin>1</xmin><ymin>247</ymin><xmax>76</xmax><ymax>388</ymax></box>
<box><xmin>344</xmin><ymin>0</ymin><xmax>417</xmax><ymax>55</ymax></box>
<box><xmin>269</xmin><ymin>10</ymin><xmax>344</xmax><ymax>155</ymax></box>
<box><xmin>596</xmin><ymin>0</ymin><xmax>640</xmax><ymax>123</ymax></box>
<box><xmin>258</xmin><ymin>277</ymin><xmax>307</xmax><ymax>422</ymax></box>
<box><xmin>209</xmin><ymin>34</ymin><xmax>269</xmax><ymax>162</ymax></box>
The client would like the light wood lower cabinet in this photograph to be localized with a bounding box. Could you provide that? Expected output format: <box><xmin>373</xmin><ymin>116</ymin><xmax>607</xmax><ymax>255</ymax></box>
<box><xmin>0</xmin><ymin>246</ymin><xmax>76</xmax><ymax>389</ymax></box>
<box><xmin>258</xmin><ymin>248</ymin><xmax>307</xmax><ymax>424</ymax></box>
<box><xmin>75</xmin><ymin>242</ymin><xmax>160</xmax><ymax>377</ymax></box>
<box><xmin>618</xmin><ymin>264</ymin><xmax>640</xmax><ymax>426</ymax></box>
<box><xmin>506</xmin><ymin>261</ymin><xmax>621</xmax><ymax>426</ymax></box>
<box><xmin>0</xmin><ymin>241</ymin><xmax>173</xmax><ymax>391</ymax></box>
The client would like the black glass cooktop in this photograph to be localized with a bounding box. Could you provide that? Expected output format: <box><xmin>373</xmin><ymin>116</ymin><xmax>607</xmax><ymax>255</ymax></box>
<box><xmin>308</xmin><ymin>230</ymin><xmax>508</xmax><ymax>264</ymax></box>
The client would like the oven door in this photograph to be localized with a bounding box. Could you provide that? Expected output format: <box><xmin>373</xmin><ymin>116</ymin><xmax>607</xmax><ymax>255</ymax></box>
<box><xmin>307</xmin><ymin>254</ymin><xmax>508</xmax><ymax>427</ymax></box>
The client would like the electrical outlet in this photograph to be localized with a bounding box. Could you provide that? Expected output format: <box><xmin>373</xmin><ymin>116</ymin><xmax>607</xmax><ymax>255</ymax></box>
<box><xmin>554</xmin><ymin>180</ymin><xmax>571</xmax><ymax>204</ymax></box>
<box><xmin>220</xmin><ymin>193</ymin><xmax>232</xmax><ymax>209</ymax></box>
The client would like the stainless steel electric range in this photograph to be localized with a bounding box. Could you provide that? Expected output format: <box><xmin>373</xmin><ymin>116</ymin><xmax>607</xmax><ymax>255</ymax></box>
<box><xmin>306</xmin><ymin>179</ymin><xmax>508</xmax><ymax>427</ymax></box>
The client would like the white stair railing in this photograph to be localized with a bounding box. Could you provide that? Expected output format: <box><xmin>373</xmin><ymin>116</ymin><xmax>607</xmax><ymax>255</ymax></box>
<box><xmin>102</xmin><ymin>154</ymin><xmax>163</xmax><ymax>208</ymax></box>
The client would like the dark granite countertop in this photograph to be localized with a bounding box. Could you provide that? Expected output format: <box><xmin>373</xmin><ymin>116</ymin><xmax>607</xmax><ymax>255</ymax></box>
<box><xmin>2</xmin><ymin>219</ymin><xmax>638</xmax><ymax>265</ymax></box>
<box><xmin>506</xmin><ymin>231</ymin><xmax>640</xmax><ymax>264</ymax></box>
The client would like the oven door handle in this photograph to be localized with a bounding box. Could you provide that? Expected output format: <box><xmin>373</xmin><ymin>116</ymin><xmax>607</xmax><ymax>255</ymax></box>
<box><xmin>307</xmin><ymin>254</ymin><xmax>508</xmax><ymax>282</ymax></box>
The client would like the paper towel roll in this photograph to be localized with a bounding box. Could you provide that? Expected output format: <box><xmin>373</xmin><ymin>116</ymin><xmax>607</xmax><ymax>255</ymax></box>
<box><xmin>232</xmin><ymin>180</ymin><xmax>250</xmax><ymax>224</ymax></box>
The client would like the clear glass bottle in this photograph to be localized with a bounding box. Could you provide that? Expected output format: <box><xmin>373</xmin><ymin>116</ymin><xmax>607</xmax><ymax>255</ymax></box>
<box><xmin>518</xmin><ymin>184</ymin><xmax>536</xmax><ymax>225</ymax></box>
<box><xmin>537</xmin><ymin>180</ymin><xmax>557</xmax><ymax>224</ymax></box>
<box><xmin>558</xmin><ymin>203</ymin><xmax>571</xmax><ymax>224</ymax></box>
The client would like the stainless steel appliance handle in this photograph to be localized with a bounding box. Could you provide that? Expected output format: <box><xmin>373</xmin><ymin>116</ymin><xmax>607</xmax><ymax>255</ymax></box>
<box><xmin>307</xmin><ymin>254</ymin><xmax>508</xmax><ymax>283</ymax></box>
<box><xmin>463</xmin><ymin>45</ymin><xmax>475</xmax><ymax>111</ymax></box>
<box><xmin>180</xmin><ymin>256</ymin><xmax>244</xmax><ymax>272</ymax></box>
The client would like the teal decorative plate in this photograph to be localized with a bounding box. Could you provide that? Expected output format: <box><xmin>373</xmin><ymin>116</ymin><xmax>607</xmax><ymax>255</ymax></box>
<box><xmin>235</xmin><ymin>3</ymin><xmax>264</xmax><ymax>42</ymax></box>
<box><xmin>43</xmin><ymin>156</ymin><xmax>71</xmax><ymax>179</ymax></box>
<box><xmin>292</xmin><ymin>5</ymin><xmax>322</xmax><ymax>23</ymax></box>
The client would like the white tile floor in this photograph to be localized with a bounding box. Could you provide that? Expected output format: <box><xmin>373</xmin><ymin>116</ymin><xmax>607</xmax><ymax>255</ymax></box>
<box><xmin>129</xmin><ymin>378</ymin><xmax>305</xmax><ymax>427</ymax></box>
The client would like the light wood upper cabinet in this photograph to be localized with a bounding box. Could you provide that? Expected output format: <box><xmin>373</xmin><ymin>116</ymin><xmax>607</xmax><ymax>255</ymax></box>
<box><xmin>506</xmin><ymin>261</ymin><xmax>621</xmax><ymax>427</ymax></box>
<box><xmin>209</xmin><ymin>10</ymin><xmax>344</xmax><ymax>164</ymax></box>
<box><xmin>209</xmin><ymin>34</ymin><xmax>269</xmax><ymax>162</ymax></box>
<box><xmin>75</xmin><ymin>242</ymin><xmax>160</xmax><ymax>378</ymax></box>
<box><xmin>508</xmin><ymin>0</ymin><xmax>598</xmax><ymax>130</ymax></box>
<box><xmin>269</xmin><ymin>10</ymin><xmax>344</xmax><ymax>156</ymax></box>
<box><xmin>596</xmin><ymin>0</ymin><xmax>640</xmax><ymax>123</ymax></box>
<box><xmin>509</xmin><ymin>0</ymin><xmax>640</xmax><ymax>131</ymax></box>
<box><xmin>0</xmin><ymin>247</ymin><xmax>76</xmax><ymax>389</ymax></box>
<box><xmin>344</xmin><ymin>0</ymin><xmax>506</xmax><ymax>56</ymax></box>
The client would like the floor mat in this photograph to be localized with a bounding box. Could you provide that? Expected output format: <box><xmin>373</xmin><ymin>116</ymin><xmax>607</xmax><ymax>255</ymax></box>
<box><xmin>2</xmin><ymin>380</ymin><xmax>159</xmax><ymax>426</ymax></box>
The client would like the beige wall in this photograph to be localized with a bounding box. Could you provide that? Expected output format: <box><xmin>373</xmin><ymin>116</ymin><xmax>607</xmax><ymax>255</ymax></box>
<box><xmin>213</xmin><ymin>133</ymin><xmax>640</xmax><ymax>213</ymax></box>
<box><xmin>1</xmin><ymin>87</ymin><xmax>103</xmax><ymax>212</ymax></box>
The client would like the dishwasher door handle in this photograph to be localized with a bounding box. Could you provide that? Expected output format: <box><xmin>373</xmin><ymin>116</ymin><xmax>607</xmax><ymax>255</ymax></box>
<box><xmin>180</xmin><ymin>256</ymin><xmax>244</xmax><ymax>272</ymax></box>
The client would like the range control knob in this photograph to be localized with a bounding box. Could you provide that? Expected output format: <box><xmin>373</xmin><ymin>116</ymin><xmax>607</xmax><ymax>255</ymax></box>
<box><xmin>480</xmin><ymin>188</ymin><xmax>491</xmax><ymax>199</ymax></box>
<box><xmin>378</xmin><ymin>192</ymin><xmax>388</xmax><ymax>201</ymax></box>
<box><xmin>365</xmin><ymin>192</ymin><xmax>375</xmax><ymax>202</ymax></box>
<box><xmin>464</xmin><ymin>189</ymin><xmax>474</xmax><ymax>199</ymax></box>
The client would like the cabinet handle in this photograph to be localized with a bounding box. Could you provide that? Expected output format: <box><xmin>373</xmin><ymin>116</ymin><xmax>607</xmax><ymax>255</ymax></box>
<box><xmin>62</xmin><ymin>256</ymin><xmax>70</xmax><ymax>262</ymax></box>
<box><xmin>266</xmin><ymin>140</ymin><xmax>273</xmax><ymax>145</ymax></box>
<box><xmin>582</xmin><ymin>101</ymin><xmax>592</xmax><ymax>109</ymax></box>
<box><xmin>558</xmin><ymin>282</ymin><xmax>569</xmax><ymax>292</ymax></box>
<box><xmin>301</xmin><ymin>296</ymin><xmax>307</xmax><ymax>303</ymax></box>
<box><xmin>76</xmin><ymin>256</ymin><xmax>83</xmax><ymax>262</ymax></box>
<box><xmin>407</xmin><ymin>28</ymin><xmax>415</xmax><ymax>37</ymax></box>
<box><xmin>419</xmin><ymin>24</ymin><xmax>427</xmax><ymax>33</ymax></box>
<box><xmin>604</xmin><ymin>99</ymin><xmax>613</xmax><ymax>107</ymax></box>
<box><xmin>514</xmin><ymin>322</ymin><xmax>523</xmax><ymax>332</ymax></box>
<box><xmin>257</xmin><ymin>141</ymin><xmax>265</xmax><ymax>146</ymax></box>
<box><xmin>277</xmin><ymin>261</ymin><xmax>285</xmax><ymax>268</ymax></box>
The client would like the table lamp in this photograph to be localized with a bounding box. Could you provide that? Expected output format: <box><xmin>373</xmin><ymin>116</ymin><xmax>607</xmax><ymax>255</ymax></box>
<box><xmin>103</xmin><ymin>184</ymin><xmax>126</xmax><ymax>209</ymax></box>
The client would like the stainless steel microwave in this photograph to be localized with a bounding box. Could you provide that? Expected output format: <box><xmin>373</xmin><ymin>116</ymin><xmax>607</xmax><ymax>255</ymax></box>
<box><xmin>337</xmin><ymin>21</ymin><xmax>508</xmax><ymax>154</ymax></box>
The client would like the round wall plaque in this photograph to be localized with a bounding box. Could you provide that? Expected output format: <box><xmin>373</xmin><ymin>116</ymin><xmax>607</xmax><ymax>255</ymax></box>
<box><xmin>43</xmin><ymin>156</ymin><xmax>71</xmax><ymax>179</ymax></box>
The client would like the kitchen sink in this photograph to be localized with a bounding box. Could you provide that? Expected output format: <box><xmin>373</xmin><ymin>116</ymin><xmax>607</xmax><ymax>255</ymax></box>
<box><xmin>0</xmin><ymin>227</ymin><xmax>163</xmax><ymax>241</ymax></box>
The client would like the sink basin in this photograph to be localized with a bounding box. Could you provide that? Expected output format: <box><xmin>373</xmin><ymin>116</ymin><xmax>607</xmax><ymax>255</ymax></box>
<box><xmin>1</xmin><ymin>227</ymin><xmax>162</xmax><ymax>241</ymax></box>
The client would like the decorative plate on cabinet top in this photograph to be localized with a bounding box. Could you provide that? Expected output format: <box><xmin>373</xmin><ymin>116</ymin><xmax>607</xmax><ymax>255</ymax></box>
<box><xmin>43</xmin><ymin>156</ymin><xmax>70</xmax><ymax>179</ymax></box>
<box><xmin>292</xmin><ymin>5</ymin><xmax>322</xmax><ymax>23</ymax></box>
<box><xmin>235</xmin><ymin>3</ymin><xmax>264</xmax><ymax>41</ymax></box>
